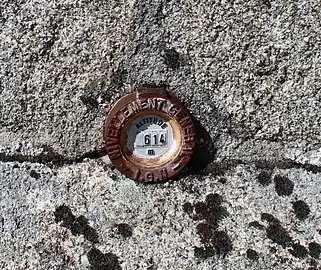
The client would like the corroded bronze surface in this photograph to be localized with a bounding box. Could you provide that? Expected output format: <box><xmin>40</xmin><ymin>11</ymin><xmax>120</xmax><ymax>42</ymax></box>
<box><xmin>104</xmin><ymin>87</ymin><xmax>195</xmax><ymax>182</ymax></box>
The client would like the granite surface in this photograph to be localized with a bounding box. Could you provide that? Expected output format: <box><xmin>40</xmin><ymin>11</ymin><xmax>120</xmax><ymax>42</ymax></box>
<box><xmin>0</xmin><ymin>0</ymin><xmax>320</xmax><ymax>269</ymax></box>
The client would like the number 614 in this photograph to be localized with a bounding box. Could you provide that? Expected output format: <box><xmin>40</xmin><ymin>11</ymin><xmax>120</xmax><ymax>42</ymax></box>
<box><xmin>143</xmin><ymin>132</ymin><xmax>166</xmax><ymax>146</ymax></box>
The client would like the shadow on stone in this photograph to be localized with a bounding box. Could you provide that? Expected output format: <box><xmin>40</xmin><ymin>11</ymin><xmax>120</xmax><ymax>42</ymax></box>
<box><xmin>173</xmin><ymin>114</ymin><xmax>217</xmax><ymax>180</ymax></box>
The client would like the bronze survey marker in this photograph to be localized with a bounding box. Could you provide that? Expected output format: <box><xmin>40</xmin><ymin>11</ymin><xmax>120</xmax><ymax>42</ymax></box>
<box><xmin>104</xmin><ymin>87</ymin><xmax>195</xmax><ymax>182</ymax></box>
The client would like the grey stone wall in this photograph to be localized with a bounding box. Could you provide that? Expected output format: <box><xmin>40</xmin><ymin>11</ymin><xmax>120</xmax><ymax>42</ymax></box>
<box><xmin>0</xmin><ymin>0</ymin><xmax>320</xmax><ymax>269</ymax></box>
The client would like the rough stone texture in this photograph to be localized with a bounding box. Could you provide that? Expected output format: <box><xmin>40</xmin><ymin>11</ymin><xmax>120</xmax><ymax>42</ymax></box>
<box><xmin>0</xmin><ymin>0</ymin><xmax>320</xmax><ymax>269</ymax></box>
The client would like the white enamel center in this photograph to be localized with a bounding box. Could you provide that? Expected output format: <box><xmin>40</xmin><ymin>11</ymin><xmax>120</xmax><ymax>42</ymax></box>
<box><xmin>127</xmin><ymin>115</ymin><xmax>175</xmax><ymax>159</ymax></box>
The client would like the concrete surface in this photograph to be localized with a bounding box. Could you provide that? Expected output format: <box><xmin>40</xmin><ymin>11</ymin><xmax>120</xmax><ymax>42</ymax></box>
<box><xmin>0</xmin><ymin>0</ymin><xmax>320</xmax><ymax>269</ymax></box>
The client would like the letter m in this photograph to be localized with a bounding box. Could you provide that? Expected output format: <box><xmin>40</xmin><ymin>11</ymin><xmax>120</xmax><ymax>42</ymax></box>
<box><xmin>128</xmin><ymin>101</ymin><xmax>141</xmax><ymax>114</ymax></box>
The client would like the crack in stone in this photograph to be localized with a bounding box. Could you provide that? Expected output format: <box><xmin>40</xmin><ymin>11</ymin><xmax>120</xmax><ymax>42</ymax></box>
<box><xmin>0</xmin><ymin>145</ymin><xmax>320</xmax><ymax>174</ymax></box>
<box><xmin>0</xmin><ymin>145</ymin><xmax>106</xmax><ymax>168</ymax></box>
<box><xmin>196</xmin><ymin>158</ymin><xmax>321</xmax><ymax>176</ymax></box>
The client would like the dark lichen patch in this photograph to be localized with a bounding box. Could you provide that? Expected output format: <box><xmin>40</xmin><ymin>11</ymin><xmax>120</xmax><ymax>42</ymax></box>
<box><xmin>261</xmin><ymin>213</ymin><xmax>280</xmax><ymax>225</ymax></box>
<box><xmin>194</xmin><ymin>194</ymin><xmax>227</xmax><ymax>227</ymax></box>
<box><xmin>80</xmin><ymin>95</ymin><xmax>99</xmax><ymax>109</ymax></box>
<box><xmin>29</xmin><ymin>169</ymin><xmax>40</xmax><ymax>179</ymax></box>
<box><xmin>249</xmin><ymin>221</ymin><xmax>264</xmax><ymax>230</ymax></box>
<box><xmin>184</xmin><ymin>194</ymin><xmax>228</xmax><ymax>227</ymax></box>
<box><xmin>274</xmin><ymin>175</ymin><xmax>294</xmax><ymax>196</ymax></box>
<box><xmin>182</xmin><ymin>202</ymin><xmax>193</xmax><ymax>214</ymax></box>
<box><xmin>257</xmin><ymin>171</ymin><xmax>272</xmax><ymax>186</ymax></box>
<box><xmin>211</xmin><ymin>230</ymin><xmax>232</xmax><ymax>257</ymax></box>
<box><xmin>54</xmin><ymin>205</ymin><xmax>75</xmax><ymax>227</ymax></box>
<box><xmin>184</xmin><ymin>194</ymin><xmax>232</xmax><ymax>258</ymax></box>
<box><xmin>260</xmin><ymin>213</ymin><xmax>317</xmax><ymax>262</ymax></box>
<box><xmin>308</xmin><ymin>258</ymin><xmax>318</xmax><ymax>268</ymax></box>
<box><xmin>308</xmin><ymin>242</ymin><xmax>321</xmax><ymax>259</ymax></box>
<box><xmin>254</xmin><ymin>160</ymin><xmax>276</xmax><ymax>170</ymax></box>
<box><xmin>72</xmin><ymin>216</ymin><xmax>99</xmax><ymax>243</ymax></box>
<box><xmin>197</xmin><ymin>223</ymin><xmax>215</xmax><ymax>243</ymax></box>
<box><xmin>54</xmin><ymin>205</ymin><xmax>99</xmax><ymax>243</ymax></box>
<box><xmin>266</xmin><ymin>224</ymin><xmax>293</xmax><ymax>248</ymax></box>
<box><xmin>163</xmin><ymin>47</ymin><xmax>180</xmax><ymax>70</ymax></box>
<box><xmin>289</xmin><ymin>243</ymin><xmax>308</xmax><ymax>258</ymax></box>
<box><xmin>194</xmin><ymin>246</ymin><xmax>215</xmax><ymax>259</ymax></box>
<box><xmin>246</xmin><ymin>249</ymin><xmax>259</xmax><ymax>260</ymax></box>
<box><xmin>87</xmin><ymin>247</ymin><xmax>121</xmax><ymax>270</ymax></box>
<box><xmin>292</xmin><ymin>200</ymin><xmax>310</xmax><ymax>220</ymax></box>
<box><xmin>116</xmin><ymin>223</ymin><xmax>133</xmax><ymax>238</ymax></box>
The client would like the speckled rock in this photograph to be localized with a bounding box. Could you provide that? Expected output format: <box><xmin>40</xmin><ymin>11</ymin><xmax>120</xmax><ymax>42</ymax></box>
<box><xmin>0</xmin><ymin>0</ymin><xmax>320</xmax><ymax>269</ymax></box>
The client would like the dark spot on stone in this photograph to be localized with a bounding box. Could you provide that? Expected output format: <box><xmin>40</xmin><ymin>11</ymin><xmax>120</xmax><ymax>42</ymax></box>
<box><xmin>187</xmin><ymin>194</ymin><xmax>232</xmax><ymax>258</ymax></box>
<box><xmin>163</xmin><ymin>47</ymin><xmax>180</xmax><ymax>70</ymax></box>
<box><xmin>249</xmin><ymin>221</ymin><xmax>264</xmax><ymax>230</ymax></box>
<box><xmin>261</xmin><ymin>213</ymin><xmax>280</xmax><ymax>225</ymax></box>
<box><xmin>110</xmin><ymin>174</ymin><xmax>118</xmax><ymax>180</ymax></box>
<box><xmin>54</xmin><ymin>205</ymin><xmax>75</xmax><ymax>227</ymax></box>
<box><xmin>218</xmin><ymin>178</ymin><xmax>227</xmax><ymax>184</ymax></box>
<box><xmin>194</xmin><ymin>246</ymin><xmax>215</xmax><ymax>259</ymax></box>
<box><xmin>87</xmin><ymin>247</ymin><xmax>121</xmax><ymax>270</ymax></box>
<box><xmin>205</xmin><ymin>193</ymin><xmax>223</xmax><ymax>207</ymax></box>
<box><xmin>292</xmin><ymin>200</ymin><xmax>310</xmax><ymax>220</ymax></box>
<box><xmin>266</xmin><ymin>223</ymin><xmax>293</xmax><ymax>248</ymax></box>
<box><xmin>196</xmin><ymin>223</ymin><xmax>214</xmax><ymax>243</ymax></box>
<box><xmin>194</xmin><ymin>194</ymin><xmax>228</xmax><ymax>227</ymax></box>
<box><xmin>274</xmin><ymin>175</ymin><xmax>294</xmax><ymax>196</ymax></box>
<box><xmin>116</xmin><ymin>223</ymin><xmax>132</xmax><ymax>238</ymax></box>
<box><xmin>182</xmin><ymin>202</ymin><xmax>193</xmax><ymax>213</ymax></box>
<box><xmin>80</xmin><ymin>95</ymin><xmax>99</xmax><ymax>109</ymax></box>
<box><xmin>194</xmin><ymin>201</ymin><xmax>207</xmax><ymax>216</ymax></box>
<box><xmin>289</xmin><ymin>243</ymin><xmax>308</xmax><ymax>259</ymax></box>
<box><xmin>254</xmin><ymin>160</ymin><xmax>276</xmax><ymax>170</ymax></box>
<box><xmin>257</xmin><ymin>171</ymin><xmax>272</xmax><ymax>186</ymax></box>
<box><xmin>308</xmin><ymin>258</ymin><xmax>318</xmax><ymax>267</ymax></box>
<box><xmin>308</xmin><ymin>242</ymin><xmax>321</xmax><ymax>259</ymax></box>
<box><xmin>196</xmin><ymin>224</ymin><xmax>232</xmax><ymax>257</ymax></box>
<box><xmin>147</xmin><ymin>257</ymin><xmax>155</xmax><ymax>270</ymax></box>
<box><xmin>54</xmin><ymin>205</ymin><xmax>99</xmax><ymax>243</ymax></box>
<box><xmin>211</xmin><ymin>230</ymin><xmax>233</xmax><ymax>257</ymax></box>
<box><xmin>72</xmin><ymin>216</ymin><xmax>99</xmax><ymax>243</ymax></box>
<box><xmin>246</xmin><ymin>249</ymin><xmax>259</xmax><ymax>260</ymax></box>
<box><xmin>262</xmin><ymin>0</ymin><xmax>271</xmax><ymax>8</ymax></box>
<box><xmin>29</xmin><ymin>169</ymin><xmax>40</xmax><ymax>179</ymax></box>
<box><xmin>270</xmin><ymin>247</ymin><xmax>277</xmax><ymax>253</ymax></box>
<box><xmin>12</xmin><ymin>164</ymin><xmax>19</xmax><ymax>169</ymax></box>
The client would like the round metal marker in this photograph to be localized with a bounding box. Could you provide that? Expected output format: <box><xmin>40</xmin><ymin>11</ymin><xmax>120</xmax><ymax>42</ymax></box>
<box><xmin>104</xmin><ymin>87</ymin><xmax>195</xmax><ymax>182</ymax></box>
